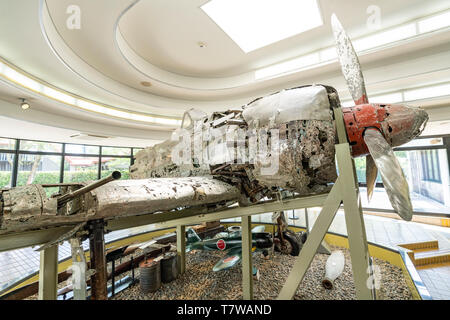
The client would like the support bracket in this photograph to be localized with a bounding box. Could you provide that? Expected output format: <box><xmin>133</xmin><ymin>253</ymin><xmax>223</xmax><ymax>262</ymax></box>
<box><xmin>277</xmin><ymin>107</ymin><xmax>375</xmax><ymax>300</ymax></box>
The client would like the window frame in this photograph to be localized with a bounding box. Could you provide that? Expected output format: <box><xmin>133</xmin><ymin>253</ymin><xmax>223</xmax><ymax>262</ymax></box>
<box><xmin>0</xmin><ymin>136</ymin><xmax>141</xmax><ymax>187</ymax></box>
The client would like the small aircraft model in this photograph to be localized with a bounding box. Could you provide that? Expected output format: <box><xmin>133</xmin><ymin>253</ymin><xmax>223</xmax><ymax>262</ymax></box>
<box><xmin>185</xmin><ymin>225</ymin><xmax>291</xmax><ymax>273</ymax></box>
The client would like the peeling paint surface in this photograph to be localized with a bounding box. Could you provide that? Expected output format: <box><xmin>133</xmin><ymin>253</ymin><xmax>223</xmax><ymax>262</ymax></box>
<box><xmin>0</xmin><ymin>85</ymin><xmax>347</xmax><ymax>235</ymax></box>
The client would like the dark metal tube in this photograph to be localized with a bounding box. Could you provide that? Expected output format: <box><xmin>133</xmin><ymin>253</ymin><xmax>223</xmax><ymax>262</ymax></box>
<box><xmin>89</xmin><ymin>220</ymin><xmax>108</xmax><ymax>300</ymax></box>
<box><xmin>57</xmin><ymin>171</ymin><xmax>121</xmax><ymax>208</ymax></box>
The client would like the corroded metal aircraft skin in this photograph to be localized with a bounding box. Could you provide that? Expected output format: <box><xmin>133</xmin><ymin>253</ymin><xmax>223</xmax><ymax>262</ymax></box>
<box><xmin>0</xmin><ymin>15</ymin><xmax>429</xmax><ymax>238</ymax></box>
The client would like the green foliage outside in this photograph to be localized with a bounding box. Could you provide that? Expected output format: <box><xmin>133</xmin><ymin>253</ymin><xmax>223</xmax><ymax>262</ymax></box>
<box><xmin>353</xmin><ymin>151</ymin><xmax>409</xmax><ymax>184</ymax></box>
<box><xmin>63</xmin><ymin>170</ymin><xmax>99</xmax><ymax>183</ymax></box>
<box><xmin>354</xmin><ymin>157</ymin><xmax>366</xmax><ymax>183</ymax></box>
<box><xmin>0</xmin><ymin>171</ymin><xmax>11</xmax><ymax>188</ymax></box>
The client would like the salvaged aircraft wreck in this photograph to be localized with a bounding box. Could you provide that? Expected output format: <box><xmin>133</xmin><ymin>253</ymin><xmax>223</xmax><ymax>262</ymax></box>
<box><xmin>0</xmin><ymin>15</ymin><xmax>428</xmax><ymax>238</ymax></box>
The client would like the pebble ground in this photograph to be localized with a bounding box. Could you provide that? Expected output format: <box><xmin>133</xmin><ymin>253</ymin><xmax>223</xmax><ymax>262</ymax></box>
<box><xmin>112</xmin><ymin>245</ymin><xmax>413</xmax><ymax>300</ymax></box>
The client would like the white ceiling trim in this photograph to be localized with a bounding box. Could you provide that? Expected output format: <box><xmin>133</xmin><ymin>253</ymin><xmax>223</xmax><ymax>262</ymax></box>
<box><xmin>115</xmin><ymin>2</ymin><xmax>450</xmax><ymax>92</ymax></box>
<box><xmin>40</xmin><ymin>0</ymin><xmax>217</xmax><ymax>116</ymax></box>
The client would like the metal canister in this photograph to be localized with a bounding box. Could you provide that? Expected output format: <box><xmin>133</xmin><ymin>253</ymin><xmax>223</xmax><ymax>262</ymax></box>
<box><xmin>139</xmin><ymin>258</ymin><xmax>161</xmax><ymax>293</ymax></box>
<box><xmin>161</xmin><ymin>253</ymin><xmax>178</xmax><ymax>283</ymax></box>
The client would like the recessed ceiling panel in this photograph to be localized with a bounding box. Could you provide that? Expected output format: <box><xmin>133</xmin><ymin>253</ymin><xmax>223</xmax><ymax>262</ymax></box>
<box><xmin>201</xmin><ymin>0</ymin><xmax>323</xmax><ymax>53</ymax></box>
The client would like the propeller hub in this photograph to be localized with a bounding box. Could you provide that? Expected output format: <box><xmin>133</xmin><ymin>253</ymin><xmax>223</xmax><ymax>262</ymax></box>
<box><xmin>342</xmin><ymin>103</ymin><xmax>428</xmax><ymax>157</ymax></box>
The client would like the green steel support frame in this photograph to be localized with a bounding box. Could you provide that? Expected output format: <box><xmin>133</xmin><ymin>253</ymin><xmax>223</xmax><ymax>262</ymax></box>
<box><xmin>277</xmin><ymin>143</ymin><xmax>374</xmax><ymax>300</ymax></box>
<box><xmin>277</xmin><ymin>108</ymin><xmax>374</xmax><ymax>300</ymax></box>
<box><xmin>38</xmin><ymin>245</ymin><xmax>58</xmax><ymax>300</ymax></box>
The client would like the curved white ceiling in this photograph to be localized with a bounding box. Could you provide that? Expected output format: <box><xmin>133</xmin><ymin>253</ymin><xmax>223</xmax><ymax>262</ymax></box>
<box><xmin>0</xmin><ymin>0</ymin><xmax>449</xmax><ymax>143</ymax></box>
<box><xmin>42</xmin><ymin>0</ymin><xmax>450</xmax><ymax>102</ymax></box>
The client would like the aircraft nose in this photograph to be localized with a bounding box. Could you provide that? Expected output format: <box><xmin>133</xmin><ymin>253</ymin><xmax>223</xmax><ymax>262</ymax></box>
<box><xmin>382</xmin><ymin>104</ymin><xmax>428</xmax><ymax>147</ymax></box>
<box><xmin>411</xmin><ymin>107</ymin><xmax>429</xmax><ymax>137</ymax></box>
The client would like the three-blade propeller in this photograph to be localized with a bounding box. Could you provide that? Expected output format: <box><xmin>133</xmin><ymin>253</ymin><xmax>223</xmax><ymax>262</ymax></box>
<box><xmin>331</xmin><ymin>14</ymin><xmax>414</xmax><ymax>221</ymax></box>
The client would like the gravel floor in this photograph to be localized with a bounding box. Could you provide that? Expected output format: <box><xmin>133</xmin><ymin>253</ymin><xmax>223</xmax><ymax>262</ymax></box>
<box><xmin>112</xmin><ymin>245</ymin><xmax>413</xmax><ymax>300</ymax></box>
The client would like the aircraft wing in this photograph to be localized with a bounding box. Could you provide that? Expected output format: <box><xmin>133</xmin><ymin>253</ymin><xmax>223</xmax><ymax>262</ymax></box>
<box><xmin>251</xmin><ymin>225</ymin><xmax>266</xmax><ymax>233</ymax></box>
<box><xmin>212</xmin><ymin>247</ymin><xmax>242</xmax><ymax>272</ymax></box>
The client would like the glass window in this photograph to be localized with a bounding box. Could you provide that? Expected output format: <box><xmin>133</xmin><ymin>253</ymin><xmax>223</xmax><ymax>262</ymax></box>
<box><xmin>65</xmin><ymin>144</ymin><xmax>100</xmax><ymax>155</ymax></box>
<box><xmin>354</xmin><ymin>156</ymin><xmax>382</xmax><ymax>184</ymax></box>
<box><xmin>421</xmin><ymin>150</ymin><xmax>441</xmax><ymax>182</ymax></box>
<box><xmin>360</xmin><ymin>149</ymin><xmax>450</xmax><ymax>214</ymax></box>
<box><xmin>101</xmin><ymin>157</ymin><xmax>131</xmax><ymax>179</ymax></box>
<box><xmin>0</xmin><ymin>138</ymin><xmax>16</xmax><ymax>150</ymax></box>
<box><xmin>64</xmin><ymin>156</ymin><xmax>99</xmax><ymax>182</ymax></box>
<box><xmin>20</xmin><ymin>140</ymin><xmax>62</xmax><ymax>153</ymax></box>
<box><xmin>0</xmin><ymin>153</ymin><xmax>14</xmax><ymax>188</ymax></box>
<box><xmin>16</xmin><ymin>154</ymin><xmax>62</xmax><ymax>196</ymax></box>
<box><xmin>102</xmin><ymin>147</ymin><xmax>131</xmax><ymax>156</ymax></box>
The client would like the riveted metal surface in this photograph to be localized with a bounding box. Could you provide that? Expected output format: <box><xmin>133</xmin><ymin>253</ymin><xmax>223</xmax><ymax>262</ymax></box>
<box><xmin>342</xmin><ymin>104</ymin><xmax>387</xmax><ymax>157</ymax></box>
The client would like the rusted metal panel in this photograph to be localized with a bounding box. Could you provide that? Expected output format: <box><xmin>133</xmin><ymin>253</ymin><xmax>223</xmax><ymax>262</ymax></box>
<box><xmin>343</xmin><ymin>104</ymin><xmax>428</xmax><ymax>157</ymax></box>
<box><xmin>89</xmin><ymin>220</ymin><xmax>107</xmax><ymax>300</ymax></box>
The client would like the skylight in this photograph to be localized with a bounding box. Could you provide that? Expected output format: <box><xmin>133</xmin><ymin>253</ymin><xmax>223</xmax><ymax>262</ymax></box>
<box><xmin>201</xmin><ymin>0</ymin><xmax>323</xmax><ymax>53</ymax></box>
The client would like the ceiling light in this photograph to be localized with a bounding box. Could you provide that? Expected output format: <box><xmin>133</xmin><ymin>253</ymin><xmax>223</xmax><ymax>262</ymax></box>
<box><xmin>20</xmin><ymin>98</ymin><xmax>30</xmax><ymax>110</ymax></box>
<box><xmin>0</xmin><ymin>58</ymin><xmax>181</xmax><ymax>126</ymax></box>
<box><xmin>201</xmin><ymin>0</ymin><xmax>323</xmax><ymax>53</ymax></box>
<box><xmin>353</xmin><ymin>24</ymin><xmax>417</xmax><ymax>52</ymax></box>
<box><xmin>197</xmin><ymin>42</ymin><xmax>207</xmax><ymax>48</ymax></box>
<box><xmin>418</xmin><ymin>10</ymin><xmax>450</xmax><ymax>33</ymax></box>
<box><xmin>404</xmin><ymin>83</ymin><xmax>450</xmax><ymax>101</ymax></box>
<box><xmin>255</xmin><ymin>53</ymin><xmax>320</xmax><ymax>79</ymax></box>
<box><xmin>371</xmin><ymin>92</ymin><xmax>403</xmax><ymax>103</ymax></box>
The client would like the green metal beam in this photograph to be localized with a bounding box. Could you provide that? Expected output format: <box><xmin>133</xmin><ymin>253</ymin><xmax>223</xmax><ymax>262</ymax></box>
<box><xmin>38</xmin><ymin>245</ymin><xmax>58</xmax><ymax>300</ymax></box>
<box><xmin>0</xmin><ymin>226</ymin><xmax>72</xmax><ymax>253</ymax></box>
<box><xmin>154</xmin><ymin>193</ymin><xmax>327</xmax><ymax>230</ymax></box>
<box><xmin>277</xmin><ymin>143</ymin><xmax>375</xmax><ymax>300</ymax></box>
<box><xmin>335</xmin><ymin>143</ymin><xmax>374</xmax><ymax>300</ymax></box>
<box><xmin>277</xmin><ymin>177</ymin><xmax>342</xmax><ymax>299</ymax></box>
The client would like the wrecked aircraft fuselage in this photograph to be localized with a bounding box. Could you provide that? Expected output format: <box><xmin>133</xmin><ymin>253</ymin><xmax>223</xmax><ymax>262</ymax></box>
<box><xmin>0</xmin><ymin>85</ymin><xmax>427</xmax><ymax>236</ymax></box>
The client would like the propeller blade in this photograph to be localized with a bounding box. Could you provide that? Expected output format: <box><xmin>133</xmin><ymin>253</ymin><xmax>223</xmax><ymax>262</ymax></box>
<box><xmin>366</xmin><ymin>155</ymin><xmax>378</xmax><ymax>202</ymax></box>
<box><xmin>331</xmin><ymin>14</ymin><xmax>368</xmax><ymax>105</ymax></box>
<box><xmin>363</xmin><ymin>128</ymin><xmax>413</xmax><ymax>221</ymax></box>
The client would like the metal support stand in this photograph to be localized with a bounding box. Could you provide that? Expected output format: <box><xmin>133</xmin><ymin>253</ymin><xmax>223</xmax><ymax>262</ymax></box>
<box><xmin>277</xmin><ymin>107</ymin><xmax>374</xmax><ymax>300</ymax></box>
<box><xmin>305</xmin><ymin>208</ymin><xmax>310</xmax><ymax>235</ymax></box>
<box><xmin>241</xmin><ymin>215</ymin><xmax>253</xmax><ymax>300</ymax></box>
<box><xmin>89</xmin><ymin>219</ymin><xmax>107</xmax><ymax>300</ymax></box>
<box><xmin>176</xmin><ymin>225</ymin><xmax>186</xmax><ymax>275</ymax></box>
<box><xmin>70</xmin><ymin>238</ymin><xmax>87</xmax><ymax>300</ymax></box>
<box><xmin>38</xmin><ymin>244</ymin><xmax>58</xmax><ymax>300</ymax></box>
